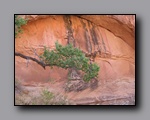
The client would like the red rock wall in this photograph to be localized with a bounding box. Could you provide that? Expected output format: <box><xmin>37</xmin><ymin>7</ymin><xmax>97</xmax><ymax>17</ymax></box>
<box><xmin>15</xmin><ymin>15</ymin><xmax>135</xmax><ymax>85</ymax></box>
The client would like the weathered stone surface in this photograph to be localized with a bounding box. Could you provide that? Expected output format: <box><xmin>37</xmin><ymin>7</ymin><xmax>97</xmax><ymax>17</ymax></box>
<box><xmin>69</xmin><ymin>77</ymin><xmax>135</xmax><ymax>105</ymax></box>
<box><xmin>64</xmin><ymin>78</ymin><xmax>98</xmax><ymax>92</ymax></box>
<box><xmin>78</xmin><ymin>15</ymin><xmax>135</xmax><ymax>49</ymax></box>
<box><xmin>15</xmin><ymin>15</ymin><xmax>135</xmax><ymax>105</ymax></box>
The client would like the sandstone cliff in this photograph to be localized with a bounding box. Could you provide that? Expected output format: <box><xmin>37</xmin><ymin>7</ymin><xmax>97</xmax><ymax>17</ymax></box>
<box><xmin>15</xmin><ymin>15</ymin><xmax>135</xmax><ymax>105</ymax></box>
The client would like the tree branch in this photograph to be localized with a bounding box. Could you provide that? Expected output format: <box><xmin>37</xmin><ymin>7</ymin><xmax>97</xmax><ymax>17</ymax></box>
<box><xmin>15</xmin><ymin>50</ymin><xmax>98</xmax><ymax>70</ymax></box>
<box><xmin>15</xmin><ymin>52</ymin><xmax>50</xmax><ymax>69</ymax></box>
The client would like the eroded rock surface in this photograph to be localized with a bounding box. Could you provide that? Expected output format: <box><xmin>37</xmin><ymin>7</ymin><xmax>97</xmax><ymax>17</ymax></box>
<box><xmin>15</xmin><ymin>15</ymin><xmax>135</xmax><ymax>105</ymax></box>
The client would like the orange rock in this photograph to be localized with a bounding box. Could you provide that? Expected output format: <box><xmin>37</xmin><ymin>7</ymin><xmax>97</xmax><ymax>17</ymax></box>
<box><xmin>15</xmin><ymin>15</ymin><xmax>135</xmax><ymax>104</ymax></box>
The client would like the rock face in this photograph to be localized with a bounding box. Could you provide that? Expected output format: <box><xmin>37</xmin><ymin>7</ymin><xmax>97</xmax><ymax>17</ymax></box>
<box><xmin>15</xmin><ymin>15</ymin><xmax>135</xmax><ymax>105</ymax></box>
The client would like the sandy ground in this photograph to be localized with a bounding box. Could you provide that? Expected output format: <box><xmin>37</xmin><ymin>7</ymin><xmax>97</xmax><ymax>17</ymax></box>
<box><xmin>15</xmin><ymin>77</ymin><xmax>135</xmax><ymax>105</ymax></box>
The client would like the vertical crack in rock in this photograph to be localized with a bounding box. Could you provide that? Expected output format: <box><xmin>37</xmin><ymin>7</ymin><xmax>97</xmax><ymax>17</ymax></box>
<box><xmin>63</xmin><ymin>15</ymin><xmax>81</xmax><ymax>85</ymax></box>
<box><xmin>99</xmin><ymin>30</ymin><xmax>107</xmax><ymax>57</ymax></box>
<box><xmin>80</xmin><ymin>20</ymin><xmax>92</xmax><ymax>53</ymax></box>
<box><xmin>63</xmin><ymin>15</ymin><xmax>75</xmax><ymax>47</ymax></box>
<box><xmin>102</xmin><ymin>30</ymin><xmax>112</xmax><ymax>56</ymax></box>
<box><xmin>90</xmin><ymin>24</ymin><xmax>101</xmax><ymax>55</ymax></box>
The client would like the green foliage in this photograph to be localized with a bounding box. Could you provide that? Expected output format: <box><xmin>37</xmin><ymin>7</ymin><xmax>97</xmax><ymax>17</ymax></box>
<box><xmin>41</xmin><ymin>89</ymin><xmax>54</xmax><ymax>105</ymax></box>
<box><xmin>15</xmin><ymin>15</ymin><xmax>27</xmax><ymax>37</ymax></box>
<box><xmin>41</xmin><ymin>42</ymin><xmax>100</xmax><ymax>82</ymax></box>
<box><xmin>42</xmin><ymin>89</ymin><xmax>54</xmax><ymax>100</ymax></box>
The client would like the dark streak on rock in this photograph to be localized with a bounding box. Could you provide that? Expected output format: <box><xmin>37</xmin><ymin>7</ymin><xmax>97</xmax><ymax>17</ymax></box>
<box><xmin>63</xmin><ymin>15</ymin><xmax>75</xmax><ymax>47</ymax></box>
<box><xmin>80</xmin><ymin>19</ymin><xmax>92</xmax><ymax>53</ymax></box>
<box><xmin>99</xmin><ymin>29</ymin><xmax>107</xmax><ymax>55</ymax></box>
<box><xmin>76</xmin><ymin>15</ymin><xmax>135</xmax><ymax>49</ymax></box>
<box><xmin>63</xmin><ymin>15</ymin><xmax>79</xmax><ymax>82</ymax></box>
<box><xmin>90</xmin><ymin>24</ymin><xmax>101</xmax><ymax>55</ymax></box>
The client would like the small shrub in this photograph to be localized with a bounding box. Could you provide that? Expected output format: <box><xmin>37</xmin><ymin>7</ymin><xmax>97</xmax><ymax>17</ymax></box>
<box><xmin>15</xmin><ymin>15</ymin><xmax>28</xmax><ymax>38</ymax></box>
<box><xmin>41</xmin><ymin>89</ymin><xmax>54</xmax><ymax>105</ymax></box>
<box><xmin>15</xmin><ymin>88</ymin><xmax>71</xmax><ymax>105</ymax></box>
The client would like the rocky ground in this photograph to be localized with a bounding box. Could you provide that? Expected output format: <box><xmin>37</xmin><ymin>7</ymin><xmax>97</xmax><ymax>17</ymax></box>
<box><xmin>15</xmin><ymin>77</ymin><xmax>135</xmax><ymax>105</ymax></box>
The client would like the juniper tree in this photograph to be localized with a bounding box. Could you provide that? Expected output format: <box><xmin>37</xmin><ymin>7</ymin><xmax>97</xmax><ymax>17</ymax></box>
<box><xmin>40</xmin><ymin>42</ymin><xmax>100</xmax><ymax>82</ymax></box>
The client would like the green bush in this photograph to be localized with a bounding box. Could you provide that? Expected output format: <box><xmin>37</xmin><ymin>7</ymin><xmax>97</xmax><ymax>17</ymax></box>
<box><xmin>15</xmin><ymin>15</ymin><xmax>27</xmax><ymax>37</ymax></box>
<box><xmin>41</xmin><ymin>42</ymin><xmax>100</xmax><ymax>82</ymax></box>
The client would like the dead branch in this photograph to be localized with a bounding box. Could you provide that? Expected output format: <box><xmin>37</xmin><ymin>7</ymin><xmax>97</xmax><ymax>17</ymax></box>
<box><xmin>15</xmin><ymin>52</ymin><xmax>50</xmax><ymax>69</ymax></box>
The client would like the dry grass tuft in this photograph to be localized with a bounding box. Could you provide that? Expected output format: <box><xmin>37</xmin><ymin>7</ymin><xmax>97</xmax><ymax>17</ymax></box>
<box><xmin>15</xmin><ymin>88</ymin><xmax>72</xmax><ymax>105</ymax></box>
